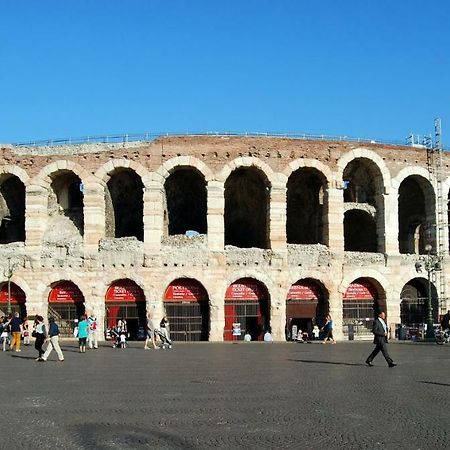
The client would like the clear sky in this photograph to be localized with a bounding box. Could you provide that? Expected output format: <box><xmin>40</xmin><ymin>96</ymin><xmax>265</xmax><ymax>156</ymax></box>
<box><xmin>1</xmin><ymin>0</ymin><xmax>449</xmax><ymax>145</ymax></box>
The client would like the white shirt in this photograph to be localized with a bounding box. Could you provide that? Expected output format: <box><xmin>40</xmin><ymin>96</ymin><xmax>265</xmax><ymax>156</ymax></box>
<box><xmin>378</xmin><ymin>317</ymin><xmax>387</xmax><ymax>333</ymax></box>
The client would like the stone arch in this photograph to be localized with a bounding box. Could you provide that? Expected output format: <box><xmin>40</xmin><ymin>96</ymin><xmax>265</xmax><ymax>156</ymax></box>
<box><xmin>339</xmin><ymin>270</ymin><xmax>389</xmax><ymax>297</ymax></box>
<box><xmin>286</xmin><ymin>165</ymin><xmax>328</xmax><ymax>245</ymax></box>
<box><xmin>396</xmin><ymin>172</ymin><xmax>435</xmax><ymax>254</ymax></box>
<box><xmin>38</xmin><ymin>272</ymin><xmax>89</xmax><ymax>304</ymax></box>
<box><xmin>336</xmin><ymin>148</ymin><xmax>391</xmax><ymax>192</ymax></box>
<box><xmin>94</xmin><ymin>159</ymin><xmax>149</xmax><ymax>186</ymax></box>
<box><xmin>283</xmin><ymin>159</ymin><xmax>332</xmax><ymax>184</ymax></box>
<box><xmin>35</xmin><ymin>160</ymin><xmax>90</xmax><ymax>189</ymax></box>
<box><xmin>224</xmin><ymin>165</ymin><xmax>271</xmax><ymax>248</ymax></box>
<box><xmin>155</xmin><ymin>156</ymin><xmax>214</xmax><ymax>183</ymax></box>
<box><xmin>0</xmin><ymin>165</ymin><xmax>30</xmax><ymax>184</ymax></box>
<box><xmin>217</xmin><ymin>157</ymin><xmax>274</xmax><ymax>186</ymax></box>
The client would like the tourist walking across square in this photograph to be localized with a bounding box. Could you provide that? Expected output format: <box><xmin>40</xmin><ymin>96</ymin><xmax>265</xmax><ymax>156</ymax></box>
<box><xmin>77</xmin><ymin>315</ymin><xmax>89</xmax><ymax>353</ymax></box>
<box><xmin>40</xmin><ymin>317</ymin><xmax>64</xmax><ymax>362</ymax></box>
<box><xmin>9</xmin><ymin>312</ymin><xmax>23</xmax><ymax>352</ymax></box>
<box><xmin>33</xmin><ymin>315</ymin><xmax>47</xmax><ymax>361</ymax></box>
<box><xmin>144</xmin><ymin>313</ymin><xmax>158</xmax><ymax>350</ymax></box>
<box><xmin>365</xmin><ymin>311</ymin><xmax>396</xmax><ymax>368</ymax></box>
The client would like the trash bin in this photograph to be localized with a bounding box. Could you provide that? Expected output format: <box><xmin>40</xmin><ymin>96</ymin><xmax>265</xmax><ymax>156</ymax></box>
<box><xmin>348</xmin><ymin>324</ymin><xmax>355</xmax><ymax>341</ymax></box>
<box><xmin>398</xmin><ymin>326</ymin><xmax>407</xmax><ymax>341</ymax></box>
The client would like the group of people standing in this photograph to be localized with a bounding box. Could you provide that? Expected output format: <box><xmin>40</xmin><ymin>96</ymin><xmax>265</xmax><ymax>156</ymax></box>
<box><xmin>0</xmin><ymin>312</ymin><xmax>30</xmax><ymax>352</ymax></box>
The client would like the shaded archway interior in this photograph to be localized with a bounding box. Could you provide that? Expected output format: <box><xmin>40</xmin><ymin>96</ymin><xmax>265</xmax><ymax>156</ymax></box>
<box><xmin>400</xmin><ymin>278</ymin><xmax>439</xmax><ymax>325</ymax></box>
<box><xmin>0</xmin><ymin>175</ymin><xmax>25</xmax><ymax>244</ymax></box>
<box><xmin>0</xmin><ymin>282</ymin><xmax>26</xmax><ymax>317</ymax></box>
<box><xmin>224</xmin><ymin>167</ymin><xmax>270</xmax><ymax>249</ymax></box>
<box><xmin>344</xmin><ymin>210</ymin><xmax>377</xmax><ymax>252</ymax></box>
<box><xmin>105</xmin><ymin>169</ymin><xmax>144</xmax><ymax>241</ymax></box>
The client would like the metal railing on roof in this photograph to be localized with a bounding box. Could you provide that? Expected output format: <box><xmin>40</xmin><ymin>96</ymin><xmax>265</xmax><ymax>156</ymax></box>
<box><xmin>10</xmin><ymin>131</ymin><xmax>445</xmax><ymax>149</ymax></box>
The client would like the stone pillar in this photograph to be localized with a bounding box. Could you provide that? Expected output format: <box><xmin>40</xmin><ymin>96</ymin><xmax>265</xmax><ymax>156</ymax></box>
<box><xmin>209</xmin><ymin>292</ymin><xmax>224</xmax><ymax>341</ymax></box>
<box><xmin>83</xmin><ymin>180</ymin><xmax>105</xmax><ymax>255</ymax></box>
<box><xmin>327</xmin><ymin>185</ymin><xmax>344</xmax><ymax>252</ymax></box>
<box><xmin>329</xmin><ymin>285</ymin><xmax>344</xmax><ymax>341</ymax></box>
<box><xmin>270</xmin><ymin>181</ymin><xmax>287</xmax><ymax>251</ymax></box>
<box><xmin>25</xmin><ymin>184</ymin><xmax>47</xmax><ymax>255</ymax></box>
<box><xmin>383</xmin><ymin>190</ymin><xmax>399</xmax><ymax>255</ymax></box>
<box><xmin>143</xmin><ymin>183</ymin><xmax>164</xmax><ymax>261</ymax></box>
<box><xmin>207</xmin><ymin>181</ymin><xmax>225</xmax><ymax>251</ymax></box>
<box><xmin>271</xmin><ymin>287</ymin><xmax>286</xmax><ymax>341</ymax></box>
<box><xmin>386</xmin><ymin>294</ymin><xmax>400</xmax><ymax>340</ymax></box>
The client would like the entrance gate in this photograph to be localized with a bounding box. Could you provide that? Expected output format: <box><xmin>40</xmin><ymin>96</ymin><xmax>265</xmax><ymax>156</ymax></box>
<box><xmin>0</xmin><ymin>283</ymin><xmax>26</xmax><ymax>318</ymax></box>
<box><xmin>164</xmin><ymin>279</ymin><xmax>209</xmax><ymax>341</ymax></box>
<box><xmin>105</xmin><ymin>280</ymin><xmax>146</xmax><ymax>340</ymax></box>
<box><xmin>224</xmin><ymin>278</ymin><xmax>269</xmax><ymax>341</ymax></box>
<box><xmin>48</xmin><ymin>281</ymin><xmax>85</xmax><ymax>337</ymax></box>
<box><xmin>343</xmin><ymin>278</ymin><xmax>384</xmax><ymax>339</ymax></box>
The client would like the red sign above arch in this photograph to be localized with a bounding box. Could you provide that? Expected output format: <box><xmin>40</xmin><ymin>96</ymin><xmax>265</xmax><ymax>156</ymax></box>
<box><xmin>164</xmin><ymin>279</ymin><xmax>207</xmax><ymax>302</ymax></box>
<box><xmin>106</xmin><ymin>280</ymin><xmax>145</xmax><ymax>303</ymax></box>
<box><xmin>225</xmin><ymin>278</ymin><xmax>268</xmax><ymax>301</ymax></box>
<box><xmin>49</xmin><ymin>281</ymin><xmax>84</xmax><ymax>303</ymax></box>
<box><xmin>0</xmin><ymin>283</ymin><xmax>26</xmax><ymax>304</ymax></box>
<box><xmin>343</xmin><ymin>279</ymin><xmax>378</xmax><ymax>301</ymax></box>
<box><xmin>287</xmin><ymin>280</ymin><xmax>322</xmax><ymax>301</ymax></box>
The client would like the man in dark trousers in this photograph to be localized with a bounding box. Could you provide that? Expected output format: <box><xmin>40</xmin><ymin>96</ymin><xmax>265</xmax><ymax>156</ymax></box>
<box><xmin>365</xmin><ymin>311</ymin><xmax>396</xmax><ymax>368</ymax></box>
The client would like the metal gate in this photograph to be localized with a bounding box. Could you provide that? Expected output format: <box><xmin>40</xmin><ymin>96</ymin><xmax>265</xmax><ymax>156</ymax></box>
<box><xmin>224</xmin><ymin>300</ymin><xmax>267</xmax><ymax>341</ymax></box>
<box><xmin>164</xmin><ymin>301</ymin><xmax>209</xmax><ymax>341</ymax></box>
<box><xmin>48</xmin><ymin>303</ymin><xmax>85</xmax><ymax>337</ymax></box>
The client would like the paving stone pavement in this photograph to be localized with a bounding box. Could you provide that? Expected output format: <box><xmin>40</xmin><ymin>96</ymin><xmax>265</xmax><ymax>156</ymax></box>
<box><xmin>1</xmin><ymin>341</ymin><xmax>449</xmax><ymax>449</ymax></box>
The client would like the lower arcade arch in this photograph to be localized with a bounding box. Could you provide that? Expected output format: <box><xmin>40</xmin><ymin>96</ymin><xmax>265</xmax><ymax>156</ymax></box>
<box><xmin>105</xmin><ymin>279</ymin><xmax>146</xmax><ymax>340</ymax></box>
<box><xmin>48</xmin><ymin>281</ymin><xmax>85</xmax><ymax>337</ymax></box>
<box><xmin>224</xmin><ymin>278</ymin><xmax>270</xmax><ymax>341</ymax></box>
<box><xmin>400</xmin><ymin>278</ymin><xmax>438</xmax><ymax>326</ymax></box>
<box><xmin>163</xmin><ymin>278</ymin><xmax>209</xmax><ymax>342</ymax></box>
<box><xmin>286</xmin><ymin>279</ymin><xmax>329</xmax><ymax>340</ymax></box>
<box><xmin>0</xmin><ymin>282</ymin><xmax>26</xmax><ymax>318</ymax></box>
<box><xmin>343</xmin><ymin>278</ymin><xmax>386</xmax><ymax>339</ymax></box>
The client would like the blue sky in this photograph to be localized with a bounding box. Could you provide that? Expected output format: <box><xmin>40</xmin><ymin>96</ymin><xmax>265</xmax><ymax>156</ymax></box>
<box><xmin>1</xmin><ymin>0</ymin><xmax>449</xmax><ymax>145</ymax></box>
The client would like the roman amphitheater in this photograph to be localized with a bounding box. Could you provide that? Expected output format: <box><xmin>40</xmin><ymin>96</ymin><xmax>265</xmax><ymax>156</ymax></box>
<box><xmin>0</xmin><ymin>134</ymin><xmax>448</xmax><ymax>341</ymax></box>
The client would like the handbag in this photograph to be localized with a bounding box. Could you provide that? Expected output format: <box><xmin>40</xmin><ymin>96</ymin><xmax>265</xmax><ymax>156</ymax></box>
<box><xmin>31</xmin><ymin>330</ymin><xmax>37</xmax><ymax>338</ymax></box>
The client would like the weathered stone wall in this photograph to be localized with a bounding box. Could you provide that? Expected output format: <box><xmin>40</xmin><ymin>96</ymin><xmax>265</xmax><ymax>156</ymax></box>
<box><xmin>0</xmin><ymin>136</ymin><xmax>448</xmax><ymax>341</ymax></box>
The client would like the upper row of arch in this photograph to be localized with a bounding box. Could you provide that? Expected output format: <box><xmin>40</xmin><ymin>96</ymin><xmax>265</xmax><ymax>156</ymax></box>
<box><xmin>1</xmin><ymin>148</ymin><xmax>443</xmax><ymax>191</ymax></box>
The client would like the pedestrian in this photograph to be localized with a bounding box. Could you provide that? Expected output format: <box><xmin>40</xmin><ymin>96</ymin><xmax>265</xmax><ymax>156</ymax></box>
<box><xmin>120</xmin><ymin>332</ymin><xmax>127</xmax><ymax>349</ymax></box>
<box><xmin>0</xmin><ymin>317</ymin><xmax>10</xmax><ymax>351</ymax></box>
<box><xmin>313</xmin><ymin>324</ymin><xmax>320</xmax><ymax>340</ymax></box>
<box><xmin>159</xmin><ymin>316</ymin><xmax>171</xmax><ymax>344</ymax></box>
<box><xmin>9</xmin><ymin>312</ymin><xmax>23</xmax><ymax>352</ymax></box>
<box><xmin>322</xmin><ymin>314</ymin><xmax>336</xmax><ymax>344</ymax></box>
<box><xmin>40</xmin><ymin>317</ymin><xmax>64</xmax><ymax>362</ymax></box>
<box><xmin>33</xmin><ymin>315</ymin><xmax>47</xmax><ymax>361</ymax></box>
<box><xmin>77</xmin><ymin>315</ymin><xmax>89</xmax><ymax>353</ymax></box>
<box><xmin>144</xmin><ymin>313</ymin><xmax>158</xmax><ymax>350</ymax></box>
<box><xmin>23</xmin><ymin>317</ymin><xmax>30</xmax><ymax>346</ymax></box>
<box><xmin>441</xmin><ymin>309</ymin><xmax>450</xmax><ymax>331</ymax></box>
<box><xmin>87</xmin><ymin>312</ymin><xmax>98</xmax><ymax>349</ymax></box>
<box><xmin>365</xmin><ymin>311</ymin><xmax>397</xmax><ymax>368</ymax></box>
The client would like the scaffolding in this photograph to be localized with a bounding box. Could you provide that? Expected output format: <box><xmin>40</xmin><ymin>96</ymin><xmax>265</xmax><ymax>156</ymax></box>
<box><xmin>425</xmin><ymin>118</ymin><xmax>447</xmax><ymax>316</ymax></box>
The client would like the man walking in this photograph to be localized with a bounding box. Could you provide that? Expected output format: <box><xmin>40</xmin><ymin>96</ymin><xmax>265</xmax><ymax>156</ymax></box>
<box><xmin>366</xmin><ymin>311</ymin><xmax>396</xmax><ymax>368</ymax></box>
<box><xmin>41</xmin><ymin>317</ymin><xmax>64</xmax><ymax>362</ymax></box>
<box><xmin>9</xmin><ymin>312</ymin><xmax>23</xmax><ymax>352</ymax></box>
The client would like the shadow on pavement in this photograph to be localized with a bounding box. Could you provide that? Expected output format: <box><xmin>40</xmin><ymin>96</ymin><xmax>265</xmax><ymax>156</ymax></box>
<box><xmin>287</xmin><ymin>358</ymin><xmax>367</xmax><ymax>367</ymax></box>
<box><xmin>419</xmin><ymin>380</ymin><xmax>450</xmax><ymax>387</ymax></box>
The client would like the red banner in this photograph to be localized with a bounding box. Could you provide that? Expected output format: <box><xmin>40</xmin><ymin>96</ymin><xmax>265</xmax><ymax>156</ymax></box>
<box><xmin>225</xmin><ymin>278</ymin><xmax>268</xmax><ymax>301</ymax></box>
<box><xmin>49</xmin><ymin>282</ymin><xmax>84</xmax><ymax>303</ymax></box>
<box><xmin>106</xmin><ymin>280</ymin><xmax>145</xmax><ymax>303</ymax></box>
<box><xmin>343</xmin><ymin>280</ymin><xmax>378</xmax><ymax>300</ymax></box>
<box><xmin>0</xmin><ymin>283</ymin><xmax>26</xmax><ymax>304</ymax></box>
<box><xmin>164</xmin><ymin>279</ymin><xmax>207</xmax><ymax>302</ymax></box>
<box><xmin>287</xmin><ymin>281</ymin><xmax>321</xmax><ymax>301</ymax></box>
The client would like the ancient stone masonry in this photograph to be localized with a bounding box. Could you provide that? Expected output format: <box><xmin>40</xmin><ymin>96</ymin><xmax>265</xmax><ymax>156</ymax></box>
<box><xmin>0</xmin><ymin>136</ymin><xmax>448</xmax><ymax>341</ymax></box>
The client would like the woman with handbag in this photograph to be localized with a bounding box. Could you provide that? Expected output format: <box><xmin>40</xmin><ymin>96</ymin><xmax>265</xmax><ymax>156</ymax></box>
<box><xmin>33</xmin><ymin>315</ymin><xmax>47</xmax><ymax>361</ymax></box>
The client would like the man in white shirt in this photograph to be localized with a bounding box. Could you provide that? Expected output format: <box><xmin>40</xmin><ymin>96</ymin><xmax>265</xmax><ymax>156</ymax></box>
<box><xmin>365</xmin><ymin>312</ymin><xmax>396</xmax><ymax>368</ymax></box>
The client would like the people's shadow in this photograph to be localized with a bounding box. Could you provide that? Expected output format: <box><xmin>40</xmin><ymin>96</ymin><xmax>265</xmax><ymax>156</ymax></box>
<box><xmin>419</xmin><ymin>380</ymin><xmax>450</xmax><ymax>387</ymax></box>
<box><xmin>288</xmin><ymin>358</ymin><xmax>367</xmax><ymax>367</ymax></box>
<box><xmin>10</xmin><ymin>354</ymin><xmax>37</xmax><ymax>360</ymax></box>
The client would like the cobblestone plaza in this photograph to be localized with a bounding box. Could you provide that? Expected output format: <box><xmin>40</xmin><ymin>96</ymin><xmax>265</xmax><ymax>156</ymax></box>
<box><xmin>2</xmin><ymin>342</ymin><xmax>449</xmax><ymax>449</ymax></box>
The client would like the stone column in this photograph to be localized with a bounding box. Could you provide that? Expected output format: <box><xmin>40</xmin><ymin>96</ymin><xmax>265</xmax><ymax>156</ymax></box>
<box><xmin>271</xmin><ymin>287</ymin><xmax>286</xmax><ymax>341</ymax></box>
<box><xmin>383</xmin><ymin>190</ymin><xmax>399</xmax><ymax>255</ymax></box>
<box><xmin>327</xmin><ymin>185</ymin><xmax>344</xmax><ymax>253</ymax></box>
<box><xmin>83</xmin><ymin>180</ymin><xmax>105</xmax><ymax>256</ymax></box>
<box><xmin>209</xmin><ymin>291</ymin><xmax>224</xmax><ymax>341</ymax></box>
<box><xmin>329</xmin><ymin>284</ymin><xmax>344</xmax><ymax>341</ymax></box>
<box><xmin>143</xmin><ymin>183</ymin><xmax>164</xmax><ymax>263</ymax></box>
<box><xmin>207</xmin><ymin>181</ymin><xmax>225</xmax><ymax>251</ymax></box>
<box><xmin>269</xmin><ymin>181</ymin><xmax>287</xmax><ymax>251</ymax></box>
<box><xmin>25</xmin><ymin>184</ymin><xmax>47</xmax><ymax>255</ymax></box>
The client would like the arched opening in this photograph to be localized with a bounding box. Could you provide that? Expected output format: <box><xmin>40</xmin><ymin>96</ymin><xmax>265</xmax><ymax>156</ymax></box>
<box><xmin>224</xmin><ymin>278</ymin><xmax>270</xmax><ymax>341</ymax></box>
<box><xmin>164</xmin><ymin>169</ymin><xmax>207</xmax><ymax>236</ymax></box>
<box><xmin>342</xmin><ymin>158</ymin><xmax>384</xmax><ymax>252</ymax></box>
<box><xmin>105</xmin><ymin>279</ymin><xmax>146</xmax><ymax>340</ymax></box>
<box><xmin>344</xmin><ymin>210</ymin><xmax>377</xmax><ymax>252</ymax></box>
<box><xmin>286</xmin><ymin>279</ymin><xmax>329</xmax><ymax>341</ymax></box>
<box><xmin>399</xmin><ymin>176</ymin><xmax>435</xmax><ymax>254</ymax></box>
<box><xmin>0</xmin><ymin>282</ymin><xmax>26</xmax><ymax>317</ymax></box>
<box><xmin>343</xmin><ymin>278</ymin><xmax>386</xmax><ymax>340</ymax></box>
<box><xmin>48</xmin><ymin>281</ymin><xmax>85</xmax><ymax>337</ymax></box>
<box><xmin>48</xmin><ymin>170</ymin><xmax>84</xmax><ymax>236</ymax></box>
<box><xmin>287</xmin><ymin>169</ymin><xmax>326</xmax><ymax>244</ymax></box>
<box><xmin>400</xmin><ymin>279</ymin><xmax>438</xmax><ymax>329</ymax></box>
<box><xmin>105</xmin><ymin>169</ymin><xmax>144</xmax><ymax>241</ymax></box>
<box><xmin>164</xmin><ymin>278</ymin><xmax>209</xmax><ymax>341</ymax></box>
<box><xmin>0</xmin><ymin>175</ymin><xmax>25</xmax><ymax>244</ymax></box>
<box><xmin>224</xmin><ymin>167</ymin><xmax>270</xmax><ymax>249</ymax></box>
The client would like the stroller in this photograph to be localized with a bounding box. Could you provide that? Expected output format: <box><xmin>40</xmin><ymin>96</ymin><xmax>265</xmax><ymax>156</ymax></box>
<box><xmin>108</xmin><ymin>327</ymin><xmax>123</xmax><ymax>348</ymax></box>
<box><xmin>154</xmin><ymin>329</ymin><xmax>172</xmax><ymax>349</ymax></box>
